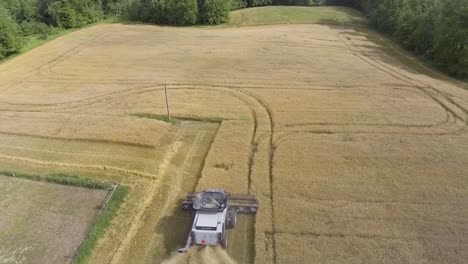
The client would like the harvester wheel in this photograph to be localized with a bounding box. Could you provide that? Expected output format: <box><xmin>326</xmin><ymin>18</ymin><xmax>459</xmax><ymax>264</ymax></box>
<box><xmin>221</xmin><ymin>233</ymin><xmax>228</xmax><ymax>248</ymax></box>
<box><xmin>226</xmin><ymin>208</ymin><xmax>237</xmax><ymax>229</ymax></box>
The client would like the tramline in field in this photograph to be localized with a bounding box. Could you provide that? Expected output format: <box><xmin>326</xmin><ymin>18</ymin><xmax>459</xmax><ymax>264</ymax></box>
<box><xmin>179</xmin><ymin>189</ymin><xmax>258</xmax><ymax>253</ymax></box>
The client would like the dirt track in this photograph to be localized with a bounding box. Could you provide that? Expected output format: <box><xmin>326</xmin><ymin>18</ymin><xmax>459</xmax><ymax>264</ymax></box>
<box><xmin>0</xmin><ymin>23</ymin><xmax>467</xmax><ymax>263</ymax></box>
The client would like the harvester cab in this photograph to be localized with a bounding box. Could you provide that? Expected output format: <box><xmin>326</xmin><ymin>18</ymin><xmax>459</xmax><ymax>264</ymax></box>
<box><xmin>179</xmin><ymin>189</ymin><xmax>258</xmax><ymax>253</ymax></box>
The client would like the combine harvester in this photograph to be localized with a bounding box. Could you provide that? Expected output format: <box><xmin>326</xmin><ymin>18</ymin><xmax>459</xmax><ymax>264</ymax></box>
<box><xmin>178</xmin><ymin>189</ymin><xmax>258</xmax><ymax>253</ymax></box>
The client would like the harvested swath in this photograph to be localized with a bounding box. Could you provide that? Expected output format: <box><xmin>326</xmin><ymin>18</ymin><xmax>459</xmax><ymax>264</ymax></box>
<box><xmin>197</xmin><ymin>120</ymin><xmax>252</xmax><ymax>193</ymax></box>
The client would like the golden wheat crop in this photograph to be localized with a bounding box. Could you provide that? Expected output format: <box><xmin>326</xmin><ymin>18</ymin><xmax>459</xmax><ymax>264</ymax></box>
<box><xmin>0</xmin><ymin>21</ymin><xmax>467</xmax><ymax>264</ymax></box>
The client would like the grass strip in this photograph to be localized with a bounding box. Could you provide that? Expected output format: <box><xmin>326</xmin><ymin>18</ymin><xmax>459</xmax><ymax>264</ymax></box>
<box><xmin>72</xmin><ymin>185</ymin><xmax>128</xmax><ymax>264</ymax></box>
<box><xmin>226</xmin><ymin>6</ymin><xmax>365</xmax><ymax>27</ymax></box>
<box><xmin>0</xmin><ymin>170</ymin><xmax>114</xmax><ymax>189</ymax></box>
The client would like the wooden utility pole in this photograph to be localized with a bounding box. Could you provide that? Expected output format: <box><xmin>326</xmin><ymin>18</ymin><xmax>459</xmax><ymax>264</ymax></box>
<box><xmin>164</xmin><ymin>84</ymin><xmax>171</xmax><ymax>120</ymax></box>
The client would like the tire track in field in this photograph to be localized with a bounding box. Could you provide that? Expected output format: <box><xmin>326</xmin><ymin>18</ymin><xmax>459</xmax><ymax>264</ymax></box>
<box><xmin>32</xmin><ymin>32</ymin><xmax>111</xmax><ymax>80</ymax></box>
<box><xmin>1</xmin><ymin>80</ymin><xmax>460</xmax><ymax>138</ymax></box>
<box><xmin>4</xmin><ymin>78</ymin><xmax>459</xmax><ymax>264</ymax></box>
<box><xmin>3</xmin><ymin>78</ymin><xmax>456</xmax><ymax>264</ymax></box>
<box><xmin>0</xmin><ymin>130</ymin><xmax>155</xmax><ymax>149</ymax></box>
<box><xmin>0</xmin><ymin>27</ymin><xmax>110</xmax><ymax>94</ymax></box>
<box><xmin>230</xmin><ymin>88</ymin><xmax>277</xmax><ymax>264</ymax></box>
<box><xmin>338</xmin><ymin>34</ymin><xmax>468</xmax><ymax>130</ymax></box>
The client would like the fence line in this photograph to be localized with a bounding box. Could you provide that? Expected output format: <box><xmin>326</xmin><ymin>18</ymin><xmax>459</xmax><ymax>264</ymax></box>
<box><xmin>66</xmin><ymin>183</ymin><xmax>119</xmax><ymax>264</ymax></box>
<box><xmin>0</xmin><ymin>170</ymin><xmax>119</xmax><ymax>264</ymax></box>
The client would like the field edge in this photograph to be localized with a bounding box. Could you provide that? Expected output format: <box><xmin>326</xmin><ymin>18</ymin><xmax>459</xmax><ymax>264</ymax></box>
<box><xmin>0</xmin><ymin>170</ymin><xmax>128</xmax><ymax>264</ymax></box>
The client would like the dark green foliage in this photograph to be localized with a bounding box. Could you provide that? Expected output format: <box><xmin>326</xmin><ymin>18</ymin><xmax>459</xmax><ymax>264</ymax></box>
<box><xmin>273</xmin><ymin>0</ymin><xmax>318</xmax><ymax>5</ymax></box>
<box><xmin>250</xmin><ymin>0</ymin><xmax>272</xmax><ymax>7</ymax></box>
<box><xmin>1</xmin><ymin>0</ymin><xmax>37</xmax><ymax>22</ymax></box>
<box><xmin>127</xmin><ymin>0</ymin><xmax>198</xmax><ymax>25</ymax></box>
<box><xmin>393</xmin><ymin>0</ymin><xmax>437</xmax><ymax>55</ymax></box>
<box><xmin>231</xmin><ymin>0</ymin><xmax>247</xmax><ymax>10</ymax></box>
<box><xmin>42</xmin><ymin>0</ymin><xmax>103</xmax><ymax>28</ymax></box>
<box><xmin>201</xmin><ymin>0</ymin><xmax>231</xmax><ymax>24</ymax></box>
<box><xmin>20</xmin><ymin>21</ymin><xmax>52</xmax><ymax>36</ymax></box>
<box><xmin>433</xmin><ymin>0</ymin><xmax>468</xmax><ymax>76</ymax></box>
<box><xmin>0</xmin><ymin>6</ymin><xmax>23</xmax><ymax>59</ymax></box>
<box><xmin>368</xmin><ymin>0</ymin><xmax>402</xmax><ymax>33</ymax></box>
<box><xmin>165</xmin><ymin>0</ymin><xmax>198</xmax><ymax>25</ymax></box>
<box><xmin>102</xmin><ymin>0</ymin><xmax>131</xmax><ymax>15</ymax></box>
<box><xmin>359</xmin><ymin>0</ymin><xmax>468</xmax><ymax>77</ymax></box>
<box><xmin>126</xmin><ymin>0</ymin><xmax>154</xmax><ymax>22</ymax></box>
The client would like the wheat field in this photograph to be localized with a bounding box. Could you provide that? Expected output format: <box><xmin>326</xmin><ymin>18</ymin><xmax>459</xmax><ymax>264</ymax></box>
<box><xmin>0</xmin><ymin>22</ymin><xmax>467</xmax><ymax>263</ymax></box>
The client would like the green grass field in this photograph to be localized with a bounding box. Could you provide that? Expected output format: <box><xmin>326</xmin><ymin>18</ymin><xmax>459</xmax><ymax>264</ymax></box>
<box><xmin>227</xmin><ymin>6</ymin><xmax>365</xmax><ymax>27</ymax></box>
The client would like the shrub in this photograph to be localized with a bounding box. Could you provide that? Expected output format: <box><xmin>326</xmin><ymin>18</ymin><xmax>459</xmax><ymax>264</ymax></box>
<box><xmin>103</xmin><ymin>0</ymin><xmax>132</xmax><ymax>16</ymax></box>
<box><xmin>128</xmin><ymin>0</ymin><xmax>199</xmax><ymax>25</ymax></box>
<box><xmin>20</xmin><ymin>21</ymin><xmax>51</xmax><ymax>35</ymax></box>
<box><xmin>231</xmin><ymin>0</ymin><xmax>248</xmax><ymax>10</ymax></box>
<box><xmin>41</xmin><ymin>0</ymin><xmax>103</xmax><ymax>28</ymax></box>
<box><xmin>0</xmin><ymin>6</ymin><xmax>23</xmax><ymax>59</ymax></box>
<box><xmin>369</xmin><ymin>0</ymin><xmax>402</xmax><ymax>34</ymax></box>
<box><xmin>126</xmin><ymin>0</ymin><xmax>155</xmax><ymax>22</ymax></box>
<box><xmin>394</xmin><ymin>0</ymin><xmax>437</xmax><ymax>55</ymax></box>
<box><xmin>433</xmin><ymin>0</ymin><xmax>468</xmax><ymax>76</ymax></box>
<box><xmin>46</xmin><ymin>1</ymin><xmax>80</xmax><ymax>28</ymax></box>
<box><xmin>201</xmin><ymin>0</ymin><xmax>231</xmax><ymax>24</ymax></box>
<box><xmin>0</xmin><ymin>0</ymin><xmax>38</xmax><ymax>23</ymax></box>
<box><xmin>165</xmin><ymin>0</ymin><xmax>198</xmax><ymax>25</ymax></box>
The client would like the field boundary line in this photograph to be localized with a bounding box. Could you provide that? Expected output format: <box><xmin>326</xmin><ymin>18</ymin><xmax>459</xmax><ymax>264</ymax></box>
<box><xmin>0</xmin><ymin>154</ymin><xmax>159</xmax><ymax>179</ymax></box>
<box><xmin>67</xmin><ymin>183</ymin><xmax>118</xmax><ymax>264</ymax></box>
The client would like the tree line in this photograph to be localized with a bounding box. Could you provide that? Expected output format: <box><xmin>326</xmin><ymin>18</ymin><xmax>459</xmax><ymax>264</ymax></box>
<box><xmin>323</xmin><ymin>0</ymin><xmax>468</xmax><ymax>77</ymax></box>
<box><xmin>0</xmin><ymin>0</ymin><xmax>133</xmax><ymax>59</ymax></box>
<box><xmin>1</xmin><ymin>0</ymin><xmax>467</xmax><ymax>77</ymax></box>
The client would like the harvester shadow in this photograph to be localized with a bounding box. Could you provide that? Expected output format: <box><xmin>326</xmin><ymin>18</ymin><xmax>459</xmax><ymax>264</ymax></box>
<box><xmin>155</xmin><ymin>210</ymin><xmax>192</xmax><ymax>256</ymax></box>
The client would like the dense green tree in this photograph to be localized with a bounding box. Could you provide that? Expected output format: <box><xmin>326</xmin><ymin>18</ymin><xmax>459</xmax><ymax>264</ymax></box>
<box><xmin>165</xmin><ymin>0</ymin><xmax>198</xmax><ymax>25</ymax></box>
<box><xmin>200</xmin><ymin>0</ymin><xmax>231</xmax><ymax>24</ymax></box>
<box><xmin>433</xmin><ymin>0</ymin><xmax>468</xmax><ymax>76</ymax></box>
<box><xmin>0</xmin><ymin>6</ymin><xmax>23</xmax><ymax>59</ymax></box>
<box><xmin>37</xmin><ymin>0</ymin><xmax>102</xmax><ymax>28</ymax></box>
<box><xmin>231</xmin><ymin>0</ymin><xmax>248</xmax><ymax>10</ymax></box>
<box><xmin>394</xmin><ymin>0</ymin><xmax>437</xmax><ymax>55</ymax></box>
<box><xmin>0</xmin><ymin>0</ymin><xmax>37</xmax><ymax>22</ymax></box>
